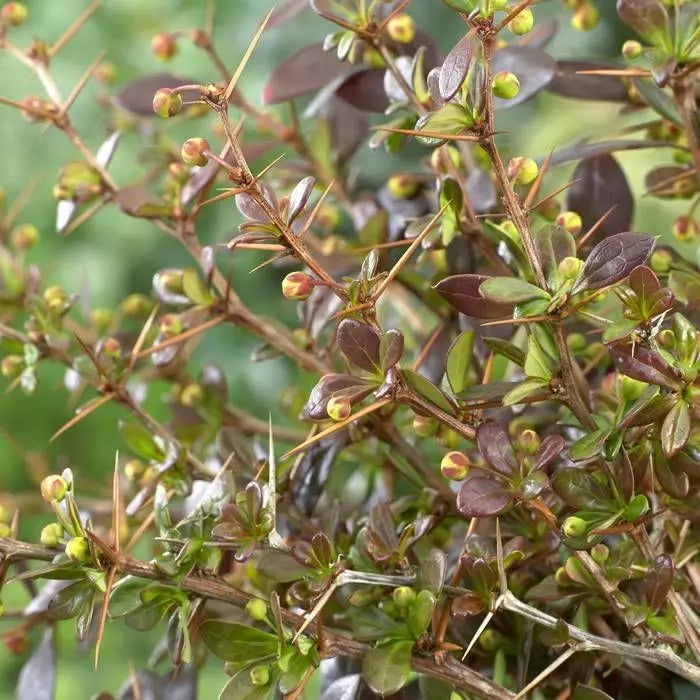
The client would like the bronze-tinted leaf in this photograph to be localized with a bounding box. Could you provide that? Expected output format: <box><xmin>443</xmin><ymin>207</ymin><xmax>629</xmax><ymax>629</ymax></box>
<box><xmin>534</xmin><ymin>434</ymin><xmax>566</xmax><ymax>470</ymax></box>
<box><xmin>287</xmin><ymin>176</ymin><xmax>316</xmax><ymax>224</ymax></box>
<box><xmin>438</xmin><ymin>33</ymin><xmax>474</xmax><ymax>101</ymax></box>
<box><xmin>337</xmin><ymin>319</ymin><xmax>381</xmax><ymax>372</ymax></box>
<box><xmin>566</xmin><ymin>154</ymin><xmax>634</xmax><ymax>244</ymax></box>
<box><xmin>551</xmin><ymin>468</ymin><xmax>616</xmax><ymax>510</ymax></box>
<box><xmin>235</xmin><ymin>183</ymin><xmax>278</xmax><ymax>222</ymax></box>
<box><xmin>380</xmin><ymin>329</ymin><xmax>404</xmax><ymax>371</ymax></box>
<box><xmin>302</xmin><ymin>373</ymin><xmax>376</xmax><ymax>420</ymax></box>
<box><xmin>492</xmin><ymin>47</ymin><xmax>556</xmax><ymax>109</ymax></box>
<box><xmin>336</xmin><ymin>69</ymin><xmax>389</xmax><ymax>112</ymax></box>
<box><xmin>534</xmin><ymin>224</ymin><xmax>576</xmax><ymax>285</ymax></box>
<box><xmin>616</xmin><ymin>0</ymin><xmax>668</xmax><ymax>42</ymax></box>
<box><xmin>549</xmin><ymin>138</ymin><xmax>671</xmax><ymax>168</ymax></box>
<box><xmin>263</xmin><ymin>43</ymin><xmax>351</xmax><ymax>104</ymax></box>
<box><xmin>644</xmin><ymin>165</ymin><xmax>694</xmax><ymax>197</ymax></box>
<box><xmin>661</xmin><ymin>399</ymin><xmax>690</xmax><ymax>458</ymax></box>
<box><xmin>435</xmin><ymin>274</ymin><xmax>514</xmax><ymax>319</ymax></box>
<box><xmin>609</xmin><ymin>342</ymin><xmax>681</xmax><ymax>391</ymax></box>
<box><xmin>643</xmin><ymin>554</ymin><xmax>674</xmax><ymax>613</ymax></box>
<box><xmin>573</xmin><ymin>232</ymin><xmax>656</xmax><ymax>294</ymax></box>
<box><xmin>477</xmin><ymin>421</ymin><xmax>518</xmax><ymax>477</ymax></box>
<box><xmin>547</xmin><ymin>61</ymin><xmax>628</xmax><ymax>102</ymax></box>
<box><xmin>457</xmin><ymin>472</ymin><xmax>513</xmax><ymax>517</ymax></box>
<box><xmin>654</xmin><ymin>441</ymin><xmax>689</xmax><ymax>498</ymax></box>
<box><xmin>115</xmin><ymin>73</ymin><xmax>198</xmax><ymax>116</ymax></box>
<box><xmin>268</xmin><ymin>0</ymin><xmax>308</xmax><ymax>28</ymax></box>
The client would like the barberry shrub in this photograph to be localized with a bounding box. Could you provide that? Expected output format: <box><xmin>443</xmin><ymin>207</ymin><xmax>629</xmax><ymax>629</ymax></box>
<box><xmin>0</xmin><ymin>1</ymin><xmax>699</xmax><ymax>698</ymax></box>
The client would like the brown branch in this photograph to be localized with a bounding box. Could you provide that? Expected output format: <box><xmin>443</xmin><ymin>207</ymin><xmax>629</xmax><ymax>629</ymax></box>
<box><xmin>0</xmin><ymin>538</ymin><xmax>512</xmax><ymax>700</ymax></box>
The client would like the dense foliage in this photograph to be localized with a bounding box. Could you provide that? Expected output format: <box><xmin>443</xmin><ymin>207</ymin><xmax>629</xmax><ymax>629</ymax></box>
<box><xmin>0</xmin><ymin>0</ymin><xmax>699</xmax><ymax>698</ymax></box>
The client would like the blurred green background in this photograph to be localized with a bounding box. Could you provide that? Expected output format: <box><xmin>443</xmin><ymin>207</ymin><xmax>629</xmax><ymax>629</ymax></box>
<box><xmin>0</xmin><ymin>0</ymin><xmax>691</xmax><ymax>697</ymax></box>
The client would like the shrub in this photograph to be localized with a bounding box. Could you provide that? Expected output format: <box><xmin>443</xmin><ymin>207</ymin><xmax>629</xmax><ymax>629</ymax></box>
<box><xmin>0</xmin><ymin>0</ymin><xmax>699</xmax><ymax>698</ymax></box>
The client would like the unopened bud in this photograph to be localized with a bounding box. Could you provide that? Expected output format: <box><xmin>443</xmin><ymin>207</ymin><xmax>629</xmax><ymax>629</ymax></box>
<box><xmin>392</xmin><ymin>586</ymin><xmax>416</xmax><ymax>608</ymax></box>
<box><xmin>121</xmin><ymin>293</ymin><xmax>154</xmax><ymax>318</ymax></box>
<box><xmin>386</xmin><ymin>13</ymin><xmax>415</xmax><ymax>43</ymax></box>
<box><xmin>537</xmin><ymin>198</ymin><xmax>561</xmax><ymax>221</ymax></box>
<box><xmin>590</xmin><ymin>543</ymin><xmax>609</xmax><ymax>564</ymax></box>
<box><xmin>3</xmin><ymin>628</ymin><xmax>28</xmax><ymax>655</ymax></box>
<box><xmin>245</xmin><ymin>598</ymin><xmax>268</xmax><ymax>621</ymax></box>
<box><xmin>151</xmin><ymin>33</ymin><xmax>178</xmax><ymax>61</ymax></box>
<box><xmin>159</xmin><ymin>313</ymin><xmax>183</xmax><ymax>337</ymax></box>
<box><xmin>650</xmin><ymin>250</ymin><xmax>672</xmax><ymax>274</ymax></box>
<box><xmin>567</xmin><ymin>333</ymin><xmax>587</xmax><ymax>353</ymax></box>
<box><xmin>96</xmin><ymin>61</ymin><xmax>117</xmax><ymax>84</ymax></box>
<box><xmin>413</xmin><ymin>415</ymin><xmax>437</xmax><ymax>438</ymax></box>
<box><xmin>571</xmin><ymin>4</ymin><xmax>599</xmax><ymax>31</ymax></box>
<box><xmin>249</xmin><ymin>665</ymin><xmax>270</xmax><ymax>686</ymax></box>
<box><xmin>282</xmin><ymin>271</ymin><xmax>315</xmax><ymax>301</ymax></box>
<box><xmin>555</xmin><ymin>566</ymin><xmax>571</xmax><ymax>586</ymax></box>
<box><xmin>124</xmin><ymin>459</ymin><xmax>145</xmax><ymax>481</ymax></box>
<box><xmin>507</xmin><ymin>156</ymin><xmax>538</xmax><ymax>185</ymax></box>
<box><xmin>479</xmin><ymin>629</ymin><xmax>503</xmax><ymax>651</ymax></box>
<box><xmin>387</xmin><ymin>173</ymin><xmax>420</xmax><ymax>199</ymax></box>
<box><xmin>518</xmin><ymin>429</ymin><xmax>540</xmax><ymax>454</ymax></box>
<box><xmin>11</xmin><ymin>223</ymin><xmax>39</xmax><ymax>250</ymax></box>
<box><xmin>509</xmin><ymin>7</ymin><xmax>534</xmax><ymax>35</ymax></box>
<box><xmin>326</xmin><ymin>395</ymin><xmax>351</xmax><ymax>421</ymax></box>
<box><xmin>562</xmin><ymin>515</ymin><xmax>587</xmax><ymax>538</ymax></box>
<box><xmin>556</xmin><ymin>210</ymin><xmax>582</xmax><ymax>235</ymax></box>
<box><xmin>0</xmin><ymin>523</ymin><xmax>10</xmax><ymax>538</ymax></box>
<box><xmin>43</xmin><ymin>285</ymin><xmax>70</xmax><ymax>313</ymax></box>
<box><xmin>622</xmin><ymin>40</ymin><xmax>642</xmax><ymax>60</ymax></box>
<box><xmin>40</xmin><ymin>475</ymin><xmax>68</xmax><ymax>503</ymax></box>
<box><xmin>153</xmin><ymin>88</ymin><xmax>183</xmax><ymax>118</ymax></box>
<box><xmin>440</xmin><ymin>451</ymin><xmax>469</xmax><ymax>480</ymax></box>
<box><xmin>180</xmin><ymin>383</ymin><xmax>203</xmax><ymax>406</ymax></box>
<box><xmin>40</xmin><ymin>523</ymin><xmax>63</xmax><ymax>547</ymax></box>
<box><xmin>0</xmin><ymin>2</ymin><xmax>27</xmax><ymax>27</ymax></box>
<box><xmin>672</xmin><ymin>215</ymin><xmax>697</xmax><ymax>242</ymax></box>
<box><xmin>1</xmin><ymin>355</ymin><xmax>23</xmax><ymax>378</ymax></box>
<box><xmin>181</xmin><ymin>137</ymin><xmax>210</xmax><ymax>167</ymax></box>
<box><xmin>65</xmin><ymin>536</ymin><xmax>90</xmax><ymax>562</ymax></box>
<box><xmin>558</xmin><ymin>256</ymin><xmax>584</xmax><ymax>280</ymax></box>
<box><xmin>89</xmin><ymin>308</ymin><xmax>113</xmax><ymax>331</ymax></box>
<box><xmin>0</xmin><ymin>505</ymin><xmax>9</xmax><ymax>523</ymax></box>
<box><xmin>656</xmin><ymin>329</ymin><xmax>676</xmax><ymax>350</ymax></box>
<box><xmin>492</xmin><ymin>71</ymin><xmax>520</xmax><ymax>100</ymax></box>
<box><xmin>101</xmin><ymin>337</ymin><xmax>122</xmax><ymax>359</ymax></box>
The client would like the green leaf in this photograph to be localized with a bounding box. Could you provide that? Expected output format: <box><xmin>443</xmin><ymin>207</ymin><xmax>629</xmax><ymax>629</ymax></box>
<box><xmin>119</xmin><ymin>421</ymin><xmax>165</xmax><ymax>462</ymax></box>
<box><xmin>219</xmin><ymin>669</ymin><xmax>276</xmax><ymax>700</ymax></box>
<box><xmin>401</xmin><ymin>369</ymin><xmax>456</xmax><ymax>415</ymax></box>
<box><xmin>446</xmin><ymin>330</ymin><xmax>474</xmax><ymax>394</ymax></box>
<box><xmin>182</xmin><ymin>268</ymin><xmax>214</xmax><ymax>305</ymax></box>
<box><xmin>48</xmin><ymin>580</ymin><xmax>92</xmax><ymax>620</ymax></box>
<box><xmin>572</xmin><ymin>684</ymin><xmax>614</xmax><ymax>700</ymax></box>
<box><xmin>201</xmin><ymin>621</ymin><xmax>279</xmax><ymax>666</ymax></box>
<box><xmin>407</xmin><ymin>590</ymin><xmax>436</xmax><ymax>639</ymax></box>
<box><xmin>482</xmin><ymin>337</ymin><xmax>525</xmax><ymax>367</ymax></box>
<box><xmin>109</xmin><ymin>576</ymin><xmax>150</xmax><ymax>618</ymax></box>
<box><xmin>661</xmin><ymin>399</ymin><xmax>690</xmax><ymax>458</ymax></box>
<box><xmin>278</xmin><ymin>650</ymin><xmax>313</xmax><ymax>694</ymax></box>
<box><xmin>524</xmin><ymin>335</ymin><xmax>554</xmax><ymax>381</ymax></box>
<box><xmin>569</xmin><ymin>428</ymin><xmax>611</xmax><ymax>461</ymax></box>
<box><xmin>479</xmin><ymin>277</ymin><xmax>550</xmax><ymax>304</ymax></box>
<box><xmin>503</xmin><ymin>378</ymin><xmax>550</xmax><ymax>406</ymax></box>
<box><xmin>552</xmin><ymin>468</ymin><xmax>617</xmax><ymax>510</ymax></box>
<box><xmin>362</xmin><ymin>640</ymin><xmax>414</xmax><ymax>696</ymax></box>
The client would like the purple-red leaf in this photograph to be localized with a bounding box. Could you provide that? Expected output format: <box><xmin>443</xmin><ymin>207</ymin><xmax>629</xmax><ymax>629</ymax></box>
<box><xmin>643</xmin><ymin>554</ymin><xmax>674</xmax><ymax>613</ymax></box>
<box><xmin>573</xmin><ymin>232</ymin><xmax>656</xmax><ymax>293</ymax></box>
<box><xmin>477</xmin><ymin>421</ymin><xmax>518</xmax><ymax>477</ymax></box>
<box><xmin>608</xmin><ymin>342</ymin><xmax>681</xmax><ymax>391</ymax></box>
<box><xmin>435</xmin><ymin>274</ymin><xmax>514</xmax><ymax>319</ymax></box>
<box><xmin>617</xmin><ymin>0</ymin><xmax>668</xmax><ymax>42</ymax></box>
<box><xmin>534</xmin><ymin>434</ymin><xmax>566</xmax><ymax>471</ymax></box>
<box><xmin>548</xmin><ymin>61</ymin><xmax>628</xmax><ymax>102</ymax></box>
<box><xmin>438</xmin><ymin>33</ymin><xmax>474</xmax><ymax>101</ymax></box>
<box><xmin>287</xmin><ymin>176</ymin><xmax>316</xmax><ymax>224</ymax></box>
<box><xmin>492</xmin><ymin>47</ymin><xmax>556</xmax><ymax>109</ymax></box>
<box><xmin>567</xmin><ymin>154</ymin><xmax>634</xmax><ymax>245</ymax></box>
<box><xmin>337</xmin><ymin>319</ymin><xmax>381</xmax><ymax>372</ymax></box>
<box><xmin>336</xmin><ymin>69</ymin><xmax>389</xmax><ymax>113</ymax></box>
<box><xmin>457</xmin><ymin>472</ymin><xmax>513</xmax><ymax>517</ymax></box>
<box><xmin>263</xmin><ymin>43</ymin><xmax>351</xmax><ymax>104</ymax></box>
<box><xmin>116</xmin><ymin>73</ymin><xmax>198</xmax><ymax>117</ymax></box>
<box><xmin>302</xmin><ymin>373</ymin><xmax>376</xmax><ymax>420</ymax></box>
